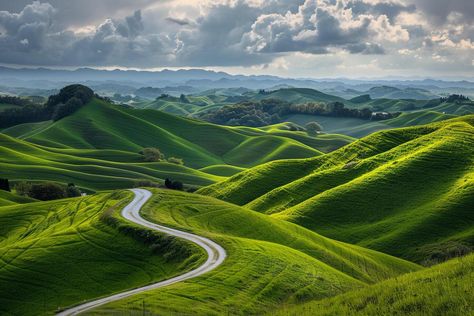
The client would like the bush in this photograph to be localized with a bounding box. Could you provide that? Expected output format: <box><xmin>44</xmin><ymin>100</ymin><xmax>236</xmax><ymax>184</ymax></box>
<box><xmin>66</xmin><ymin>183</ymin><xmax>82</xmax><ymax>197</ymax></box>
<box><xmin>165</xmin><ymin>178</ymin><xmax>184</xmax><ymax>191</ymax></box>
<box><xmin>15</xmin><ymin>181</ymin><xmax>32</xmax><ymax>196</ymax></box>
<box><xmin>28</xmin><ymin>182</ymin><xmax>67</xmax><ymax>201</ymax></box>
<box><xmin>305</xmin><ymin>121</ymin><xmax>323</xmax><ymax>134</ymax></box>
<box><xmin>168</xmin><ymin>157</ymin><xmax>184</xmax><ymax>165</ymax></box>
<box><xmin>140</xmin><ymin>148</ymin><xmax>165</xmax><ymax>162</ymax></box>
<box><xmin>0</xmin><ymin>178</ymin><xmax>10</xmax><ymax>192</ymax></box>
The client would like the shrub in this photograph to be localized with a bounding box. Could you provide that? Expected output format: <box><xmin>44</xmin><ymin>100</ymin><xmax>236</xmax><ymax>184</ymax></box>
<box><xmin>165</xmin><ymin>178</ymin><xmax>184</xmax><ymax>191</ymax></box>
<box><xmin>28</xmin><ymin>182</ymin><xmax>67</xmax><ymax>201</ymax></box>
<box><xmin>305</xmin><ymin>121</ymin><xmax>323</xmax><ymax>134</ymax></box>
<box><xmin>66</xmin><ymin>183</ymin><xmax>82</xmax><ymax>197</ymax></box>
<box><xmin>168</xmin><ymin>157</ymin><xmax>184</xmax><ymax>165</ymax></box>
<box><xmin>140</xmin><ymin>148</ymin><xmax>165</xmax><ymax>162</ymax></box>
<box><xmin>0</xmin><ymin>178</ymin><xmax>10</xmax><ymax>192</ymax></box>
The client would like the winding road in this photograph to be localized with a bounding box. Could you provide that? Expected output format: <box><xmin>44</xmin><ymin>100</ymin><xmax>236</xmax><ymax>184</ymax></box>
<box><xmin>57</xmin><ymin>188</ymin><xmax>227</xmax><ymax>315</ymax></box>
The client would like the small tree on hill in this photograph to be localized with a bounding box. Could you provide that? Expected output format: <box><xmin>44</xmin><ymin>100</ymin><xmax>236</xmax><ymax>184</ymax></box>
<box><xmin>305</xmin><ymin>121</ymin><xmax>323</xmax><ymax>135</ymax></box>
<box><xmin>140</xmin><ymin>148</ymin><xmax>165</xmax><ymax>162</ymax></box>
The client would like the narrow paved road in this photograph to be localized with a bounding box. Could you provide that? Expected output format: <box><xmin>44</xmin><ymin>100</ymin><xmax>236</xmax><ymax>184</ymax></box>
<box><xmin>57</xmin><ymin>188</ymin><xmax>227</xmax><ymax>315</ymax></box>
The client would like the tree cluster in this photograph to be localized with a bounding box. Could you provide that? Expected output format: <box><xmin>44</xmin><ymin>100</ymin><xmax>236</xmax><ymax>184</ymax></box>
<box><xmin>440</xmin><ymin>94</ymin><xmax>470</xmax><ymax>103</ymax></box>
<box><xmin>0</xmin><ymin>84</ymin><xmax>95</xmax><ymax>128</ymax></box>
<box><xmin>15</xmin><ymin>182</ymin><xmax>81</xmax><ymax>201</ymax></box>
<box><xmin>0</xmin><ymin>96</ymin><xmax>33</xmax><ymax>106</ymax></box>
<box><xmin>199</xmin><ymin>99</ymin><xmax>386</xmax><ymax>127</ymax></box>
<box><xmin>139</xmin><ymin>148</ymin><xmax>184</xmax><ymax>165</ymax></box>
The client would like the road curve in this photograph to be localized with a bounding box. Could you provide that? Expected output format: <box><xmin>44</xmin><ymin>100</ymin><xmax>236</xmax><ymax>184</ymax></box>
<box><xmin>57</xmin><ymin>188</ymin><xmax>227</xmax><ymax>315</ymax></box>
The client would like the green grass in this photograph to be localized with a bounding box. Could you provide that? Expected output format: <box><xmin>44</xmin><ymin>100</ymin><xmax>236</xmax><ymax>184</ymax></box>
<box><xmin>0</xmin><ymin>190</ymin><xmax>36</xmax><ymax>206</ymax></box>
<box><xmin>90</xmin><ymin>188</ymin><xmax>419</xmax><ymax>315</ymax></box>
<box><xmin>0</xmin><ymin>98</ymin><xmax>352</xmax><ymax>190</ymax></box>
<box><xmin>0</xmin><ymin>133</ymin><xmax>224</xmax><ymax>191</ymax></box>
<box><xmin>0</xmin><ymin>191</ymin><xmax>205</xmax><ymax>315</ymax></box>
<box><xmin>283</xmin><ymin>110</ymin><xmax>458</xmax><ymax>138</ymax></box>
<box><xmin>6</xmin><ymin>98</ymin><xmax>336</xmax><ymax>168</ymax></box>
<box><xmin>271</xmin><ymin>253</ymin><xmax>474</xmax><ymax>316</ymax></box>
<box><xmin>200</xmin><ymin>115</ymin><xmax>474</xmax><ymax>264</ymax></box>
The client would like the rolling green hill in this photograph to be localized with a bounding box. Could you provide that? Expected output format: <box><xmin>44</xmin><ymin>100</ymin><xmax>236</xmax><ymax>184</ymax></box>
<box><xmin>90</xmin><ymin>188</ymin><xmax>419</xmax><ymax>315</ymax></box>
<box><xmin>200</xmin><ymin>115</ymin><xmax>474</xmax><ymax>264</ymax></box>
<box><xmin>272</xmin><ymin>253</ymin><xmax>474</xmax><ymax>315</ymax></box>
<box><xmin>5</xmin><ymin>98</ymin><xmax>332</xmax><ymax>168</ymax></box>
<box><xmin>0</xmin><ymin>98</ymin><xmax>355</xmax><ymax>190</ymax></box>
<box><xmin>283</xmin><ymin>109</ymin><xmax>459</xmax><ymax>138</ymax></box>
<box><xmin>0</xmin><ymin>191</ymin><xmax>205</xmax><ymax>315</ymax></box>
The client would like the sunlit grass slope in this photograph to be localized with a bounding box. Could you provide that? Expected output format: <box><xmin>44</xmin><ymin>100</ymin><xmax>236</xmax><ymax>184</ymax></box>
<box><xmin>272</xmin><ymin>254</ymin><xmax>474</xmax><ymax>316</ymax></box>
<box><xmin>200</xmin><ymin>116</ymin><xmax>474</xmax><ymax>263</ymax></box>
<box><xmin>92</xmin><ymin>188</ymin><xmax>419</xmax><ymax>315</ymax></box>
<box><xmin>0</xmin><ymin>133</ymin><xmax>223</xmax><ymax>191</ymax></box>
<box><xmin>0</xmin><ymin>191</ymin><xmax>204</xmax><ymax>315</ymax></box>
<box><xmin>3</xmin><ymin>98</ymin><xmax>340</xmax><ymax>168</ymax></box>
<box><xmin>0</xmin><ymin>190</ymin><xmax>36</xmax><ymax>206</ymax></box>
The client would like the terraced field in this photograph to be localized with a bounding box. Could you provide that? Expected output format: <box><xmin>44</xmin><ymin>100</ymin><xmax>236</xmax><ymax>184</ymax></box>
<box><xmin>200</xmin><ymin>115</ymin><xmax>474</xmax><ymax>263</ymax></box>
<box><xmin>0</xmin><ymin>191</ymin><xmax>204</xmax><ymax>315</ymax></box>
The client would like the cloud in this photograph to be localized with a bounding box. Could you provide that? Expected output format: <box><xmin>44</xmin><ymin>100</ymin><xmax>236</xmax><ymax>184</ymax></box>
<box><xmin>0</xmin><ymin>0</ymin><xmax>472</xmax><ymax>78</ymax></box>
<box><xmin>241</xmin><ymin>0</ymin><xmax>410</xmax><ymax>55</ymax></box>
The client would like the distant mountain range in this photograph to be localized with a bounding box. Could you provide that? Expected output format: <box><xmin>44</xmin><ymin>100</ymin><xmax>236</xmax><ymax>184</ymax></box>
<box><xmin>1</xmin><ymin>66</ymin><xmax>474</xmax><ymax>99</ymax></box>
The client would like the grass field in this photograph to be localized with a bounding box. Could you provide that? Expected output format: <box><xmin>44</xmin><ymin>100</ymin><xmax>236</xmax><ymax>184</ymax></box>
<box><xmin>0</xmin><ymin>98</ymin><xmax>353</xmax><ymax>190</ymax></box>
<box><xmin>0</xmin><ymin>190</ymin><xmax>36</xmax><ymax>206</ymax></box>
<box><xmin>90</xmin><ymin>188</ymin><xmax>419</xmax><ymax>315</ymax></box>
<box><xmin>200</xmin><ymin>115</ymin><xmax>474</xmax><ymax>264</ymax></box>
<box><xmin>283</xmin><ymin>110</ymin><xmax>458</xmax><ymax>138</ymax></box>
<box><xmin>272</xmin><ymin>253</ymin><xmax>474</xmax><ymax>315</ymax></box>
<box><xmin>0</xmin><ymin>191</ymin><xmax>205</xmax><ymax>315</ymax></box>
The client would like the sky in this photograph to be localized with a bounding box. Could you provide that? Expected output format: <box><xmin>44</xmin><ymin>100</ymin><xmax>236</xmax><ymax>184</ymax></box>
<box><xmin>0</xmin><ymin>0</ymin><xmax>473</xmax><ymax>79</ymax></box>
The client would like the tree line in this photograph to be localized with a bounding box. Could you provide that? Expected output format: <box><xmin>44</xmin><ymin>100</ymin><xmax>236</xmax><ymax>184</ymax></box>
<box><xmin>199</xmin><ymin>99</ymin><xmax>399</xmax><ymax>127</ymax></box>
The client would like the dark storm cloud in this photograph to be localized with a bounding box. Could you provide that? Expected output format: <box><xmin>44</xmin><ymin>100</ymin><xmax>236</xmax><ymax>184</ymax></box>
<box><xmin>0</xmin><ymin>0</ymin><xmax>158</xmax><ymax>29</ymax></box>
<box><xmin>0</xmin><ymin>0</ymin><xmax>472</xmax><ymax>73</ymax></box>
<box><xmin>406</xmin><ymin>0</ymin><xmax>474</xmax><ymax>25</ymax></box>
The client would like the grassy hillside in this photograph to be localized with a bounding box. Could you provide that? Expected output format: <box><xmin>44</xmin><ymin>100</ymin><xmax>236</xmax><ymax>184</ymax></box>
<box><xmin>200</xmin><ymin>116</ymin><xmax>474</xmax><ymax>263</ymax></box>
<box><xmin>0</xmin><ymin>98</ymin><xmax>354</xmax><ymax>190</ymax></box>
<box><xmin>0</xmin><ymin>190</ymin><xmax>36</xmax><ymax>206</ymax></box>
<box><xmin>0</xmin><ymin>191</ymin><xmax>204</xmax><ymax>315</ymax></box>
<box><xmin>92</xmin><ymin>188</ymin><xmax>419</xmax><ymax>315</ymax></box>
<box><xmin>5</xmin><ymin>98</ymin><xmax>337</xmax><ymax>168</ymax></box>
<box><xmin>283</xmin><ymin>110</ymin><xmax>458</xmax><ymax>138</ymax></box>
<box><xmin>272</xmin><ymin>254</ymin><xmax>474</xmax><ymax>316</ymax></box>
<box><xmin>0</xmin><ymin>133</ymin><xmax>224</xmax><ymax>191</ymax></box>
